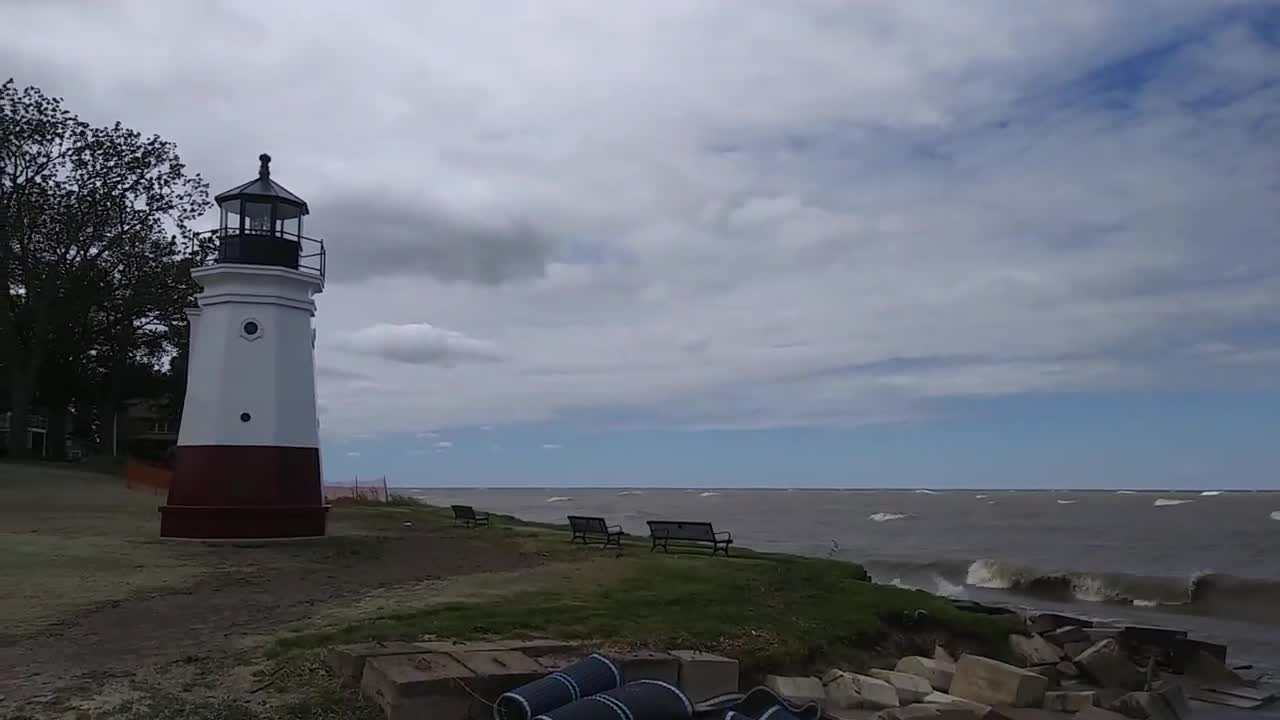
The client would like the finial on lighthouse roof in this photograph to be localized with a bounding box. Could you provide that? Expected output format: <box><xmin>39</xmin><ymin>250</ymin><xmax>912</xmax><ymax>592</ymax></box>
<box><xmin>258</xmin><ymin>153</ymin><xmax>272</xmax><ymax>179</ymax></box>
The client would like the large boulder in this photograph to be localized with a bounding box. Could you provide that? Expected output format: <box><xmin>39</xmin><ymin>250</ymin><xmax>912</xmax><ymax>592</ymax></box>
<box><xmin>896</xmin><ymin>656</ymin><xmax>957</xmax><ymax>692</ymax></box>
<box><xmin>922</xmin><ymin>691</ymin><xmax>992</xmax><ymax>719</ymax></box>
<box><xmin>669</xmin><ymin>650</ymin><xmax>739</xmax><ymax>702</ymax></box>
<box><xmin>825</xmin><ymin>670</ymin><xmax>900</xmax><ymax>710</ymax></box>
<box><xmin>869</xmin><ymin>669</ymin><xmax>935</xmax><ymax>703</ymax></box>
<box><xmin>1027</xmin><ymin>613</ymin><xmax>1093</xmax><ymax>635</ymax></box>
<box><xmin>1009</xmin><ymin>635</ymin><xmax>1064</xmax><ymax>667</ymax></box>
<box><xmin>1042</xmin><ymin>690</ymin><xmax>1097</xmax><ymax>712</ymax></box>
<box><xmin>1044</xmin><ymin>626</ymin><xmax>1089</xmax><ymax>646</ymax></box>
<box><xmin>768</xmin><ymin>675</ymin><xmax>826</xmax><ymax>709</ymax></box>
<box><xmin>1075</xmin><ymin>640</ymin><xmax>1145</xmax><ymax>690</ymax></box>
<box><xmin>1077</xmin><ymin>707</ymin><xmax>1132</xmax><ymax>720</ymax></box>
<box><xmin>949</xmin><ymin>655</ymin><xmax>1049</xmax><ymax>708</ymax></box>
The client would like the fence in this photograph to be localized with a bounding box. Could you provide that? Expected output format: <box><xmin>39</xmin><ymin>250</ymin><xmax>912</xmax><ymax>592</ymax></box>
<box><xmin>322</xmin><ymin>475</ymin><xmax>390</xmax><ymax>503</ymax></box>
<box><xmin>125</xmin><ymin>458</ymin><xmax>173</xmax><ymax>496</ymax></box>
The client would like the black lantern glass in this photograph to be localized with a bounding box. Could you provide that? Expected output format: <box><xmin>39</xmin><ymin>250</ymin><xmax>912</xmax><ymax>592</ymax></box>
<box><xmin>213</xmin><ymin>154</ymin><xmax>311</xmax><ymax>268</ymax></box>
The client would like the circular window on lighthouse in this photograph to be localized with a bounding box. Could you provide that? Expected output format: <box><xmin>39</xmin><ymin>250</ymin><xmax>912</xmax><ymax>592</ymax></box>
<box><xmin>240</xmin><ymin>318</ymin><xmax>263</xmax><ymax>341</ymax></box>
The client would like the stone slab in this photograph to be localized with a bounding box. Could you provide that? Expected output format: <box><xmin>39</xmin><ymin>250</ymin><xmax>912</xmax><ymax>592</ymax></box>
<box><xmin>897</xmin><ymin>656</ymin><xmax>957</xmax><ymax>692</ymax></box>
<box><xmin>767</xmin><ymin>675</ymin><xmax>826</xmax><ymax>708</ymax></box>
<box><xmin>1075</xmin><ymin>707</ymin><xmax>1130</xmax><ymax>720</ymax></box>
<box><xmin>1042</xmin><ymin>691</ymin><xmax>1095</xmax><ymax>712</ymax></box>
<box><xmin>1064</xmin><ymin>642</ymin><xmax>1093</xmax><ymax>660</ymax></box>
<box><xmin>612</xmin><ymin>650</ymin><xmax>680</xmax><ymax>685</ymax></box>
<box><xmin>1011</xmin><ymin>636</ymin><xmax>1065</xmax><ymax>668</ymax></box>
<box><xmin>327</xmin><ymin>641</ymin><xmax>430</xmax><ymax>687</ymax></box>
<box><xmin>870</xmin><ymin>669</ymin><xmax>936</xmax><ymax>703</ymax></box>
<box><xmin>360</xmin><ymin>653</ymin><xmax>477</xmax><ymax>720</ymax></box>
<box><xmin>1075</xmin><ymin>640</ymin><xmax>1144</xmax><ymax>691</ymax></box>
<box><xmin>950</xmin><ymin>655</ymin><xmax>1049</xmax><ymax>708</ymax></box>
<box><xmin>490</xmin><ymin>638</ymin><xmax>583</xmax><ymax>657</ymax></box>
<box><xmin>670</xmin><ymin>649</ymin><xmax>739</xmax><ymax>702</ymax></box>
<box><xmin>450</xmin><ymin>649</ymin><xmax>545</xmax><ymax>695</ymax></box>
<box><xmin>1027</xmin><ymin>614</ymin><xmax>1094</xmax><ymax>635</ymax></box>
<box><xmin>923</xmin><ymin>691</ymin><xmax>992</xmax><ymax>718</ymax></box>
<box><xmin>1044</xmin><ymin>627</ymin><xmax>1089</xmax><ymax>646</ymax></box>
<box><xmin>417</xmin><ymin>640</ymin><xmax>508</xmax><ymax>654</ymax></box>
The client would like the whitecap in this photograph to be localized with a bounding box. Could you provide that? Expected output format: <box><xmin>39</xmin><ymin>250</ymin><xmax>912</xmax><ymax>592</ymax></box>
<box><xmin>1199</xmin><ymin>491</ymin><xmax>1223</xmax><ymax>496</ymax></box>
<box><xmin>1153</xmin><ymin>498</ymin><xmax>1193</xmax><ymax>507</ymax></box>
<box><xmin>974</xmin><ymin>494</ymin><xmax>989</xmax><ymax>499</ymax></box>
<box><xmin>987</xmin><ymin>500</ymin><xmax>998</xmax><ymax>505</ymax></box>
<box><xmin>1116</xmin><ymin>490</ymin><xmax>1138</xmax><ymax>494</ymax></box>
<box><xmin>1132</xmin><ymin>599</ymin><xmax>1160</xmax><ymax>608</ymax></box>
<box><xmin>934</xmin><ymin>576</ymin><xmax>966</xmax><ymax>598</ymax></box>
<box><xmin>965</xmin><ymin>559</ymin><xmax>1015</xmax><ymax>589</ymax></box>
<box><xmin>1056</xmin><ymin>499</ymin><xmax>1077</xmax><ymax>505</ymax></box>
<box><xmin>616</xmin><ymin>490</ymin><xmax>644</xmax><ymax>496</ymax></box>
<box><xmin>1270</xmin><ymin>511</ymin><xmax>1280</xmax><ymax>521</ymax></box>
<box><xmin>699</xmin><ymin>491</ymin><xmax>719</xmax><ymax>497</ymax></box>
<box><xmin>545</xmin><ymin>496</ymin><xmax>573</xmax><ymax>503</ymax></box>
<box><xmin>913</xmin><ymin>489</ymin><xmax>938</xmax><ymax>494</ymax></box>
<box><xmin>868</xmin><ymin>512</ymin><xmax>910</xmax><ymax>522</ymax></box>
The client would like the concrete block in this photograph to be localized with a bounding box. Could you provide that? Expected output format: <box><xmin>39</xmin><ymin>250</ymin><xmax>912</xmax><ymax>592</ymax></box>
<box><xmin>490</xmin><ymin>638</ymin><xmax>583</xmax><ymax>657</ymax></box>
<box><xmin>1076</xmin><ymin>707</ymin><xmax>1131</xmax><ymax>720</ymax></box>
<box><xmin>1111</xmin><ymin>692</ymin><xmax>1176</xmax><ymax>720</ymax></box>
<box><xmin>1010</xmin><ymin>635</ymin><xmax>1064</xmax><ymax>668</ymax></box>
<box><xmin>1043</xmin><ymin>626</ymin><xmax>1088</xmax><ymax>646</ymax></box>
<box><xmin>1027</xmin><ymin>613</ymin><xmax>1093</xmax><ymax>635</ymax></box>
<box><xmin>450</xmin><ymin>650</ymin><xmax>545</xmax><ymax>695</ymax></box>
<box><xmin>767</xmin><ymin>675</ymin><xmax>825</xmax><ymax>708</ymax></box>
<box><xmin>327</xmin><ymin>641</ymin><xmax>429</xmax><ymax>687</ymax></box>
<box><xmin>826</xmin><ymin>671</ymin><xmax>868</xmax><ymax>710</ymax></box>
<box><xmin>670</xmin><ymin>650</ymin><xmax>739</xmax><ymax>702</ymax></box>
<box><xmin>612</xmin><ymin>650</ymin><xmax>680</xmax><ymax>685</ymax></box>
<box><xmin>1028</xmin><ymin>664</ymin><xmax>1060</xmax><ymax>689</ymax></box>
<box><xmin>850</xmin><ymin>673</ymin><xmax>902</xmax><ymax>710</ymax></box>
<box><xmin>830</xmin><ymin>710</ymin><xmax>882</xmax><ymax>720</ymax></box>
<box><xmin>876</xmin><ymin>704</ymin><xmax>973</xmax><ymax>720</ymax></box>
<box><xmin>1169</xmin><ymin>638</ymin><xmax>1226</xmax><ymax>671</ymax></box>
<box><xmin>870</xmin><ymin>669</ymin><xmax>935</xmax><ymax>703</ymax></box>
<box><xmin>1083</xmin><ymin>628</ymin><xmax>1122</xmax><ymax>644</ymax></box>
<box><xmin>1075</xmin><ymin>640</ymin><xmax>1144</xmax><ymax>691</ymax></box>
<box><xmin>417</xmin><ymin>640</ymin><xmax>508</xmax><ymax>654</ymax></box>
<box><xmin>935</xmin><ymin>646</ymin><xmax>957</xmax><ymax>665</ymax></box>
<box><xmin>1054</xmin><ymin>661</ymin><xmax>1079</xmax><ymax>679</ymax></box>
<box><xmin>896</xmin><ymin>656</ymin><xmax>957</xmax><ymax>691</ymax></box>
<box><xmin>1181</xmin><ymin>649</ymin><xmax>1245</xmax><ymax>685</ymax></box>
<box><xmin>922</xmin><ymin>691</ymin><xmax>992</xmax><ymax>719</ymax></box>
<box><xmin>1064</xmin><ymin>642</ymin><xmax>1093</xmax><ymax>659</ymax></box>
<box><xmin>360</xmin><ymin>653</ymin><xmax>476</xmax><ymax>720</ymax></box>
<box><xmin>1042</xmin><ymin>691</ymin><xmax>1096</xmax><ymax>712</ymax></box>
<box><xmin>950</xmin><ymin>655</ymin><xmax>1049</xmax><ymax>708</ymax></box>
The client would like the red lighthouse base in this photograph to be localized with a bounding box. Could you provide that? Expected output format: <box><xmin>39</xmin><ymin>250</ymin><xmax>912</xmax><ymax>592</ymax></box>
<box><xmin>159</xmin><ymin>445</ymin><xmax>329</xmax><ymax>539</ymax></box>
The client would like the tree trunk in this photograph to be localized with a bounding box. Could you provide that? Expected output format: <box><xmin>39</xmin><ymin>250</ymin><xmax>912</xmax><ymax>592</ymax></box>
<box><xmin>7</xmin><ymin>370</ymin><xmax>30</xmax><ymax>457</ymax></box>
<box><xmin>45</xmin><ymin>405</ymin><xmax>67</xmax><ymax>461</ymax></box>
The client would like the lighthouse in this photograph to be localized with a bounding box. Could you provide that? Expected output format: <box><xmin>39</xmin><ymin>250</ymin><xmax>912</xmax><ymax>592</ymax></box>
<box><xmin>160</xmin><ymin>154</ymin><xmax>328</xmax><ymax>539</ymax></box>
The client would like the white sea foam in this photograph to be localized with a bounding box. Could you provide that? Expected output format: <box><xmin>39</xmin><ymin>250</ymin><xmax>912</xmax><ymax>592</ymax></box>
<box><xmin>1270</xmin><ymin>511</ymin><xmax>1280</xmax><ymax>521</ymax></box>
<box><xmin>1056</xmin><ymin>500</ymin><xmax>1077</xmax><ymax>505</ymax></box>
<box><xmin>975</xmin><ymin>494</ymin><xmax>989</xmax><ymax>499</ymax></box>
<box><xmin>913</xmin><ymin>489</ymin><xmax>938</xmax><ymax>494</ymax></box>
<box><xmin>965</xmin><ymin>559</ymin><xmax>1014</xmax><ymax>589</ymax></box>
<box><xmin>1116</xmin><ymin>490</ymin><xmax>1138</xmax><ymax>494</ymax></box>
<box><xmin>1199</xmin><ymin>491</ymin><xmax>1223</xmax><ymax>496</ymax></box>
<box><xmin>1132</xmin><ymin>599</ymin><xmax>1161</xmax><ymax>607</ymax></box>
<box><xmin>699</xmin><ymin>491</ymin><xmax>720</xmax><ymax>497</ymax></box>
<box><xmin>1154</xmin><ymin>498</ymin><xmax>1194</xmax><ymax>507</ymax></box>
<box><xmin>616</xmin><ymin>490</ymin><xmax>644</xmax><ymax>496</ymax></box>
<box><xmin>987</xmin><ymin>500</ymin><xmax>998</xmax><ymax>505</ymax></box>
<box><xmin>545</xmin><ymin>496</ymin><xmax>573</xmax><ymax>503</ymax></box>
<box><xmin>869</xmin><ymin>512</ymin><xmax>910</xmax><ymax>522</ymax></box>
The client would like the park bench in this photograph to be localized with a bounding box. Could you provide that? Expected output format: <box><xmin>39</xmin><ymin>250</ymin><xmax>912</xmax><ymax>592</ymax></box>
<box><xmin>646</xmin><ymin>520</ymin><xmax>732</xmax><ymax>556</ymax></box>
<box><xmin>567</xmin><ymin>515</ymin><xmax>623</xmax><ymax>547</ymax></box>
<box><xmin>451</xmin><ymin>504</ymin><xmax>490</xmax><ymax>528</ymax></box>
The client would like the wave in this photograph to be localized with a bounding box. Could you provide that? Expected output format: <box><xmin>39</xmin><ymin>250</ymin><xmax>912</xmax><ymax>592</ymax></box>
<box><xmin>699</xmin><ymin>491</ymin><xmax>720</xmax><ymax>497</ymax></box>
<box><xmin>975</xmin><ymin>494</ymin><xmax>989</xmax><ymax>499</ymax></box>
<box><xmin>1154</xmin><ymin>498</ymin><xmax>1194</xmax><ymax>507</ymax></box>
<box><xmin>1271</xmin><ymin>510</ymin><xmax>1280</xmax><ymax>521</ymax></box>
<box><xmin>868</xmin><ymin>512</ymin><xmax>910</xmax><ymax>523</ymax></box>
<box><xmin>545</xmin><ymin>496</ymin><xmax>573</xmax><ymax>503</ymax></box>
<box><xmin>1199</xmin><ymin>491</ymin><xmax>1224</xmax><ymax>496</ymax></box>
<box><xmin>616</xmin><ymin>490</ymin><xmax>644</xmax><ymax>496</ymax></box>
<box><xmin>913</xmin><ymin>489</ymin><xmax>938</xmax><ymax>494</ymax></box>
<box><xmin>1116</xmin><ymin>490</ymin><xmax>1138</xmax><ymax>494</ymax></box>
<box><xmin>1056</xmin><ymin>500</ymin><xmax>1077</xmax><ymax>505</ymax></box>
<box><xmin>954</xmin><ymin>558</ymin><xmax>1280</xmax><ymax>625</ymax></box>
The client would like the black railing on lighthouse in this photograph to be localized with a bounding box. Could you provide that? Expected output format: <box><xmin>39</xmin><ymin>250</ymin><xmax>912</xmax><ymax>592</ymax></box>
<box><xmin>194</xmin><ymin>227</ymin><xmax>326</xmax><ymax>280</ymax></box>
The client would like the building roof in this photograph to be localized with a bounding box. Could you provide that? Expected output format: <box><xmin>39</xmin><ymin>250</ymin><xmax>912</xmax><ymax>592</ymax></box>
<box><xmin>214</xmin><ymin>153</ymin><xmax>309</xmax><ymax>214</ymax></box>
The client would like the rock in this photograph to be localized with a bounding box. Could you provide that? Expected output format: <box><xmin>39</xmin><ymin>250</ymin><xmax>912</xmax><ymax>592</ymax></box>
<box><xmin>1150</xmin><ymin>683</ymin><xmax>1190</xmax><ymax>720</ymax></box>
<box><xmin>670</xmin><ymin>650</ymin><xmax>739</xmax><ymax>702</ymax></box>
<box><xmin>1044</xmin><ymin>626</ymin><xmax>1089</xmax><ymax>646</ymax></box>
<box><xmin>830</xmin><ymin>710</ymin><xmax>882</xmax><ymax>720</ymax></box>
<box><xmin>416</xmin><ymin>639</ymin><xmax>508</xmax><ymax>653</ymax></box>
<box><xmin>768</xmin><ymin>675</ymin><xmax>826</xmax><ymax>709</ymax></box>
<box><xmin>1042</xmin><ymin>690</ymin><xmax>1096</xmax><ymax>712</ymax></box>
<box><xmin>935</xmin><ymin>646</ymin><xmax>958</xmax><ymax>665</ymax></box>
<box><xmin>1075</xmin><ymin>640</ymin><xmax>1145</xmax><ymax>691</ymax></box>
<box><xmin>1084</xmin><ymin>628</ymin><xmax>1123</xmax><ymax>644</ymax></box>
<box><xmin>1028</xmin><ymin>613</ymin><xmax>1093</xmax><ymax>635</ymax></box>
<box><xmin>1064</xmin><ymin>642</ymin><xmax>1094</xmax><ymax>659</ymax></box>
<box><xmin>1111</xmin><ymin>693</ymin><xmax>1173</xmax><ymax>720</ymax></box>
<box><xmin>1054</xmin><ymin>661</ymin><xmax>1079</xmax><ymax>679</ymax></box>
<box><xmin>1182</xmin><ymin>649</ymin><xmax>1245</xmax><ymax>685</ymax></box>
<box><xmin>897</xmin><ymin>656</ymin><xmax>957</xmax><ymax>692</ymax></box>
<box><xmin>328</xmin><ymin>641</ymin><xmax>432</xmax><ymax>687</ymax></box>
<box><xmin>950</xmin><ymin>655</ymin><xmax>1049</xmax><ymax>708</ymax></box>
<box><xmin>489</xmin><ymin>638</ymin><xmax>583</xmax><ymax>657</ymax></box>
<box><xmin>1076</xmin><ymin>707</ymin><xmax>1131</xmax><ymax>720</ymax></box>
<box><xmin>451</xmin><ymin>650</ymin><xmax>544</xmax><ymax>689</ymax></box>
<box><xmin>870</xmin><ymin>669</ymin><xmax>936</xmax><ymax>703</ymax></box>
<box><xmin>825</xmin><ymin>671</ymin><xmax>900</xmax><ymax>710</ymax></box>
<box><xmin>876</xmin><ymin>703</ymin><xmax>978</xmax><ymax>720</ymax></box>
<box><xmin>1010</xmin><ymin>635</ymin><xmax>1065</xmax><ymax>668</ymax></box>
<box><xmin>360</xmin><ymin>653</ymin><xmax>478</xmax><ymax>720</ymax></box>
<box><xmin>1028</xmin><ymin>664</ymin><xmax>1060</xmax><ymax>689</ymax></box>
<box><xmin>611</xmin><ymin>650</ymin><xmax>680</xmax><ymax>685</ymax></box>
<box><xmin>922</xmin><ymin>691</ymin><xmax>992</xmax><ymax>719</ymax></box>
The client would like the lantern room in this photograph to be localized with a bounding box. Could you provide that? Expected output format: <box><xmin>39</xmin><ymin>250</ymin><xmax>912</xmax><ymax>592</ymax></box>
<box><xmin>213</xmin><ymin>153</ymin><xmax>311</xmax><ymax>269</ymax></box>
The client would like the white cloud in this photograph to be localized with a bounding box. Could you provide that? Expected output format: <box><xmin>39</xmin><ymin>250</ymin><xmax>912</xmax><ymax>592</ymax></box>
<box><xmin>416</xmin><ymin>431</ymin><xmax>439</xmax><ymax>439</ymax></box>
<box><xmin>345</xmin><ymin>451</ymin><xmax>361</xmax><ymax>457</ymax></box>
<box><xmin>434</xmin><ymin>440</ymin><xmax>454</xmax><ymax>449</ymax></box>
<box><xmin>5</xmin><ymin>2</ymin><xmax>1275</xmax><ymax>434</ymax></box>
<box><xmin>542</xmin><ymin>443</ymin><xmax>564</xmax><ymax>450</ymax></box>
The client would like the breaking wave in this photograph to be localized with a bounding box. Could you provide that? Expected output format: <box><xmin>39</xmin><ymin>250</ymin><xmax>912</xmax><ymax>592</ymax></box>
<box><xmin>1116</xmin><ymin>490</ymin><xmax>1138</xmax><ymax>494</ymax></box>
<box><xmin>545</xmin><ymin>496</ymin><xmax>573</xmax><ymax>503</ymax></box>
<box><xmin>956</xmin><ymin>558</ymin><xmax>1280</xmax><ymax>625</ymax></box>
<box><xmin>868</xmin><ymin>512</ymin><xmax>911</xmax><ymax>523</ymax></box>
<box><xmin>1056</xmin><ymin>500</ymin><xmax>1077</xmax><ymax>505</ymax></box>
<box><xmin>913</xmin><ymin>489</ymin><xmax>938</xmax><ymax>494</ymax></box>
<box><xmin>1200</xmin><ymin>491</ymin><xmax>1224</xmax><ymax>496</ymax></box>
<box><xmin>616</xmin><ymin>490</ymin><xmax>644</xmax><ymax>496</ymax></box>
<box><xmin>699</xmin><ymin>491</ymin><xmax>720</xmax><ymax>497</ymax></box>
<box><xmin>1154</xmin><ymin>498</ymin><xmax>1194</xmax><ymax>507</ymax></box>
<box><xmin>1270</xmin><ymin>510</ymin><xmax>1280</xmax><ymax>521</ymax></box>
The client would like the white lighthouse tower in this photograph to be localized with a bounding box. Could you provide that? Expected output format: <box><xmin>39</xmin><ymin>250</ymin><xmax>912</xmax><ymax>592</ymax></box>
<box><xmin>160</xmin><ymin>154</ymin><xmax>329</xmax><ymax>539</ymax></box>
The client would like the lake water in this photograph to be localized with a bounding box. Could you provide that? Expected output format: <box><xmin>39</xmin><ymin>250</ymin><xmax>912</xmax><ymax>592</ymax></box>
<box><xmin>405</xmin><ymin>486</ymin><xmax>1280</xmax><ymax>680</ymax></box>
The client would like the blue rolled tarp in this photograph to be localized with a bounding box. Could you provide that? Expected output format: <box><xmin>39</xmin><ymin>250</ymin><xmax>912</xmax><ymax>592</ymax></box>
<box><xmin>719</xmin><ymin>686</ymin><xmax>821</xmax><ymax>720</ymax></box>
<box><xmin>496</xmin><ymin>654</ymin><xmax>622</xmax><ymax>720</ymax></box>
<box><xmin>536</xmin><ymin>679</ymin><xmax>695</xmax><ymax>720</ymax></box>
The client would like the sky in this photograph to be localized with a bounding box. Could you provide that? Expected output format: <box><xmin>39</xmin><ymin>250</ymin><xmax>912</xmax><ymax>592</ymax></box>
<box><xmin>3</xmin><ymin>1</ymin><xmax>1279</xmax><ymax>489</ymax></box>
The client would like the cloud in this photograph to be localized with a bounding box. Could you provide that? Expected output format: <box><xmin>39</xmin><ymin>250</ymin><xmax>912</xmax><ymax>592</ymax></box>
<box><xmin>337</xmin><ymin>323</ymin><xmax>503</xmax><ymax>366</ymax></box>
<box><xmin>406</xmin><ymin>449</ymin><xmax>427</xmax><ymax>456</ymax></box>
<box><xmin>5</xmin><ymin>2</ymin><xmax>1276</xmax><ymax>435</ymax></box>
<box><xmin>416</xmin><ymin>431</ymin><xmax>439</xmax><ymax>439</ymax></box>
<box><xmin>434</xmin><ymin>440</ymin><xmax>454</xmax><ymax>449</ymax></box>
<box><xmin>542</xmin><ymin>443</ymin><xmax>564</xmax><ymax>450</ymax></box>
<box><xmin>345</xmin><ymin>451</ymin><xmax>361</xmax><ymax>457</ymax></box>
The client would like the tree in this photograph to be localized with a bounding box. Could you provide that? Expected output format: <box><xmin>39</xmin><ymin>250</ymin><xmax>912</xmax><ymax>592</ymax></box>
<box><xmin>1</xmin><ymin>79</ymin><xmax>208</xmax><ymax>457</ymax></box>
